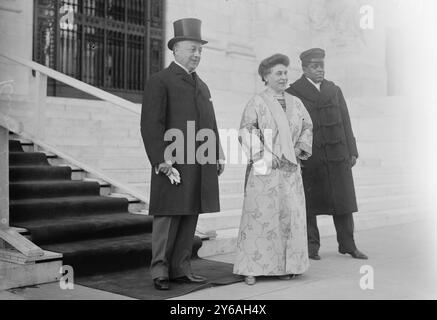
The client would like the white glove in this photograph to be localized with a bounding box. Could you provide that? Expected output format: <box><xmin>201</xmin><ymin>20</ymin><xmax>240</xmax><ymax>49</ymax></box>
<box><xmin>168</xmin><ymin>168</ymin><xmax>181</xmax><ymax>185</ymax></box>
<box><xmin>154</xmin><ymin>166</ymin><xmax>181</xmax><ymax>185</ymax></box>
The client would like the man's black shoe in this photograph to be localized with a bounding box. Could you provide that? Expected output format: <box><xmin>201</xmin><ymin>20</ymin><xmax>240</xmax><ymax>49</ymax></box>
<box><xmin>154</xmin><ymin>277</ymin><xmax>170</xmax><ymax>290</ymax></box>
<box><xmin>339</xmin><ymin>249</ymin><xmax>368</xmax><ymax>260</ymax></box>
<box><xmin>174</xmin><ymin>274</ymin><xmax>207</xmax><ymax>284</ymax></box>
<box><xmin>309</xmin><ymin>253</ymin><xmax>321</xmax><ymax>260</ymax></box>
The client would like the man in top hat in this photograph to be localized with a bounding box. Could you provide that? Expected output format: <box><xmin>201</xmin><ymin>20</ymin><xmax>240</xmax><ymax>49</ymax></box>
<box><xmin>141</xmin><ymin>18</ymin><xmax>225</xmax><ymax>290</ymax></box>
<box><xmin>286</xmin><ymin>48</ymin><xmax>368</xmax><ymax>261</ymax></box>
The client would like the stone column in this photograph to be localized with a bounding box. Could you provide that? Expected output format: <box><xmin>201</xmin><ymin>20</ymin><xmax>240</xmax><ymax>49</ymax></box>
<box><xmin>0</xmin><ymin>126</ymin><xmax>9</xmax><ymax>228</ymax></box>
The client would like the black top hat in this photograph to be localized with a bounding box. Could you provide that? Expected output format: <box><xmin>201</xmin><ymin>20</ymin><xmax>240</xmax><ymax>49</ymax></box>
<box><xmin>167</xmin><ymin>18</ymin><xmax>208</xmax><ymax>50</ymax></box>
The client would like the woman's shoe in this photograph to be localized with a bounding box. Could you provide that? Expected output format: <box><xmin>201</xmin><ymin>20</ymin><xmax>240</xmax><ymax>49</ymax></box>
<box><xmin>244</xmin><ymin>276</ymin><xmax>256</xmax><ymax>285</ymax></box>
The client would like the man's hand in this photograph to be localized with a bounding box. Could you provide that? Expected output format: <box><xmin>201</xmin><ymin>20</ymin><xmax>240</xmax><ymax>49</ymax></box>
<box><xmin>350</xmin><ymin>156</ymin><xmax>357</xmax><ymax>167</ymax></box>
<box><xmin>218</xmin><ymin>163</ymin><xmax>225</xmax><ymax>176</ymax></box>
<box><xmin>157</xmin><ymin>162</ymin><xmax>173</xmax><ymax>176</ymax></box>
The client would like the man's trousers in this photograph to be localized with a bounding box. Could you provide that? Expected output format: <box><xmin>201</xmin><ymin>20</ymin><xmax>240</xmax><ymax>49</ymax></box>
<box><xmin>306</xmin><ymin>213</ymin><xmax>357</xmax><ymax>255</ymax></box>
<box><xmin>150</xmin><ymin>215</ymin><xmax>199</xmax><ymax>280</ymax></box>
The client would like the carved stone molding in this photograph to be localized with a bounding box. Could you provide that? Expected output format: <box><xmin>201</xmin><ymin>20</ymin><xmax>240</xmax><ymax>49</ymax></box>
<box><xmin>307</xmin><ymin>0</ymin><xmax>366</xmax><ymax>51</ymax></box>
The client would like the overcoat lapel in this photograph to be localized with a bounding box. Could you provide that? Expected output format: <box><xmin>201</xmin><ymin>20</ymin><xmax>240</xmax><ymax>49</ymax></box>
<box><xmin>169</xmin><ymin>62</ymin><xmax>196</xmax><ymax>86</ymax></box>
<box><xmin>169</xmin><ymin>63</ymin><xmax>212</xmax><ymax>108</ymax></box>
<box><xmin>196</xmin><ymin>77</ymin><xmax>211</xmax><ymax>102</ymax></box>
<box><xmin>291</xmin><ymin>76</ymin><xmax>338</xmax><ymax>107</ymax></box>
<box><xmin>292</xmin><ymin>76</ymin><xmax>320</xmax><ymax>104</ymax></box>
<box><xmin>318</xmin><ymin>80</ymin><xmax>337</xmax><ymax>105</ymax></box>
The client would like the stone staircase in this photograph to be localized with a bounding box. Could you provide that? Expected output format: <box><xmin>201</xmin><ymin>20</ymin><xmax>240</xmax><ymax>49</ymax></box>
<box><xmin>123</xmin><ymin>161</ymin><xmax>428</xmax><ymax>258</ymax></box>
<box><xmin>11</xmin><ymin>135</ymin><xmax>147</xmax><ymax>214</ymax></box>
<box><xmin>7</xmin><ymin>136</ymin><xmax>155</xmax><ymax>278</ymax></box>
<box><xmin>196</xmin><ymin>163</ymin><xmax>428</xmax><ymax>258</ymax></box>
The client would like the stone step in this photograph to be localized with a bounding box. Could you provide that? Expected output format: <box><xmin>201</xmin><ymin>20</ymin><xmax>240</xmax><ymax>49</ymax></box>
<box><xmin>83</xmin><ymin>178</ymin><xmax>112</xmax><ymax>196</ymax></box>
<box><xmin>103</xmin><ymin>169</ymin><xmax>148</xmax><ymax>184</ymax></box>
<box><xmin>355</xmin><ymin>184</ymin><xmax>416</xmax><ymax>199</ymax></box>
<box><xmin>352</xmin><ymin>174</ymin><xmax>415</xmax><ymax>186</ymax></box>
<box><xmin>129</xmin><ymin>173</ymin><xmax>417</xmax><ymax>197</ymax></box>
<box><xmin>44</xmin><ymin>135</ymin><xmax>142</xmax><ymax>148</ymax></box>
<box><xmin>108</xmin><ymin>193</ymin><xmax>148</xmax><ymax>212</ymax></box>
<box><xmin>104</xmin><ymin>162</ymin><xmax>414</xmax><ymax>184</ymax></box>
<box><xmin>125</xmin><ymin>183</ymin><xmax>420</xmax><ymax>226</ymax></box>
<box><xmin>218</xmin><ymin>194</ymin><xmax>244</xmax><ymax>211</ymax></box>
<box><xmin>48</xmin><ymin>155</ymin><xmax>148</xmax><ymax>171</ymax></box>
<box><xmin>9</xmin><ymin>137</ymin><xmax>147</xmax><ymax>214</ymax></box>
<box><xmin>197</xmin><ymin>206</ymin><xmax>430</xmax><ymax>258</ymax></box>
<box><xmin>0</xmin><ymin>250</ymin><xmax>62</xmax><ymax>290</ymax></box>
<box><xmin>129</xmin><ymin>183</ymin><xmax>420</xmax><ymax>214</ymax></box>
<box><xmin>217</xmin><ymin>181</ymin><xmax>415</xmax><ymax>198</ymax></box>
<box><xmin>219</xmin><ymin>192</ymin><xmax>421</xmax><ymax>211</ymax></box>
<box><xmin>58</xmin><ymin>146</ymin><xmax>147</xmax><ymax>158</ymax></box>
<box><xmin>44</xmin><ymin>125</ymin><xmax>133</xmax><ymax>139</ymax></box>
<box><xmin>198</xmin><ymin>209</ymin><xmax>242</xmax><ymax>232</ymax></box>
<box><xmin>198</xmin><ymin>194</ymin><xmax>424</xmax><ymax>231</ymax></box>
<box><xmin>358</xmin><ymin>194</ymin><xmax>422</xmax><ymax>213</ymax></box>
<box><xmin>57</xmin><ymin>164</ymin><xmax>86</xmax><ymax>181</ymax></box>
<box><xmin>10</xmin><ymin>138</ymin><xmax>35</xmax><ymax>152</ymax></box>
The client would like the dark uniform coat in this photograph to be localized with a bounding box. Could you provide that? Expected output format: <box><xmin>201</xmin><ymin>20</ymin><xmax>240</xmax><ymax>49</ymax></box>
<box><xmin>287</xmin><ymin>76</ymin><xmax>358</xmax><ymax>216</ymax></box>
<box><xmin>141</xmin><ymin>62</ymin><xmax>222</xmax><ymax>216</ymax></box>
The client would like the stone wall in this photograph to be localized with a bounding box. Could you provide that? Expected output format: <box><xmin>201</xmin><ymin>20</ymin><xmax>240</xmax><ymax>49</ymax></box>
<box><xmin>0</xmin><ymin>0</ymin><xmax>34</xmax><ymax>96</ymax></box>
<box><xmin>164</xmin><ymin>0</ymin><xmax>388</xmax><ymax>131</ymax></box>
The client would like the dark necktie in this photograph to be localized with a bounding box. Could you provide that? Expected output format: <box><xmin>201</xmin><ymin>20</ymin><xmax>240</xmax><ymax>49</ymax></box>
<box><xmin>191</xmin><ymin>72</ymin><xmax>197</xmax><ymax>82</ymax></box>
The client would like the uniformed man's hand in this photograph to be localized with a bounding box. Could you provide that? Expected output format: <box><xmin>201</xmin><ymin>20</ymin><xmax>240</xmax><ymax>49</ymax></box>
<box><xmin>350</xmin><ymin>156</ymin><xmax>357</xmax><ymax>167</ymax></box>
<box><xmin>158</xmin><ymin>162</ymin><xmax>173</xmax><ymax>176</ymax></box>
<box><xmin>218</xmin><ymin>163</ymin><xmax>225</xmax><ymax>176</ymax></box>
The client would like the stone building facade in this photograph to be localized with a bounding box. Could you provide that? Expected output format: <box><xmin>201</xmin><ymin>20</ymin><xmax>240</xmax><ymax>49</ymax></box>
<box><xmin>1</xmin><ymin>0</ymin><xmax>434</xmax><ymax>174</ymax></box>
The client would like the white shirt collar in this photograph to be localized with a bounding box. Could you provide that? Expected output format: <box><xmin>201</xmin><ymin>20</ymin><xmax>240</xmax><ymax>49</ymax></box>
<box><xmin>174</xmin><ymin>60</ymin><xmax>194</xmax><ymax>74</ymax></box>
<box><xmin>306</xmin><ymin>77</ymin><xmax>321</xmax><ymax>91</ymax></box>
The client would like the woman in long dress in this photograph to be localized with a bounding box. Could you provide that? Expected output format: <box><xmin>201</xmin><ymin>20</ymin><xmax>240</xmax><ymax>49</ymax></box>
<box><xmin>233</xmin><ymin>54</ymin><xmax>313</xmax><ymax>285</ymax></box>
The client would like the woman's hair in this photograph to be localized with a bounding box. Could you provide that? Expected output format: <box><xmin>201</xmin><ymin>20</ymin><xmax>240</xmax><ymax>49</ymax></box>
<box><xmin>258</xmin><ymin>53</ymin><xmax>290</xmax><ymax>84</ymax></box>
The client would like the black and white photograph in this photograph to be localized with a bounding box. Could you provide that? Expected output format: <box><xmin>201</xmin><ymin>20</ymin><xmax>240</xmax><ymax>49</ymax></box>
<box><xmin>0</xmin><ymin>0</ymin><xmax>436</xmax><ymax>307</ymax></box>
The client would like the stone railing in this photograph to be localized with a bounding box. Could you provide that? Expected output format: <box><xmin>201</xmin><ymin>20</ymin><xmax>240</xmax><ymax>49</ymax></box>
<box><xmin>0</xmin><ymin>80</ymin><xmax>44</xmax><ymax>260</ymax></box>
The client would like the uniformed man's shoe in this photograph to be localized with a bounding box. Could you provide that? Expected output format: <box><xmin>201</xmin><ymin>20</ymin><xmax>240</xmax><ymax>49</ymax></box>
<box><xmin>339</xmin><ymin>249</ymin><xmax>368</xmax><ymax>260</ymax></box>
<box><xmin>154</xmin><ymin>277</ymin><xmax>170</xmax><ymax>290</ymax></box>
<box><xmin>309</xmin><ymin>253</ymin><xmax>321</xmax><ymax>260</ymax></box>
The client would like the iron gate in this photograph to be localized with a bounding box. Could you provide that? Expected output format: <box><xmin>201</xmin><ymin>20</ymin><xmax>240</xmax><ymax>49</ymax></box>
<box><xmin>33</xmin><ymin>0</ymin><xmax>165</xmax><ymax>102</ymax></box>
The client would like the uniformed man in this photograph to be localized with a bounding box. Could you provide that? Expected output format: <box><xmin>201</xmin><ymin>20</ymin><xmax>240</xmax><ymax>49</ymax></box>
<box><xmin>287</xmin><ymin>48</ymin><xmax>368</xmax><ymax>260</ymax></box>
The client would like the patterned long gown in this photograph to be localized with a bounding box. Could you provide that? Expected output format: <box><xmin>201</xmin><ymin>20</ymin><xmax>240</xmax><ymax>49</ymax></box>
<box><xmin>233</xmin><ymin>89</ymin><xmax>313</xmax><ymax>276</ymax></box>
